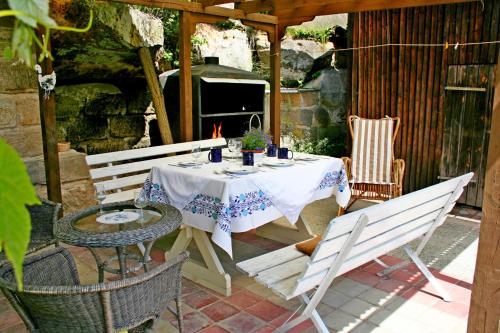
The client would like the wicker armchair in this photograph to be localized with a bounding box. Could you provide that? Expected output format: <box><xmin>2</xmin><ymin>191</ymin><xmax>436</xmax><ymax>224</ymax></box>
<box><xmin>27</xmin><ymin>198</ymin><xmax>61</xmax><ymax>253</ymax></box>
<box><xmin>0</xmin><ymin>198</ymin><xmax>61</xmax><ymax>264</ymax></box>
<box><xmin>0</xmin><ymin>247</ymin><xmax>189</xmax><ymax>333</ymax></box>
<box><xmin>342</xmin><ymin>116</ymin><xmax>405</xmax><ymax>211</ymax></box>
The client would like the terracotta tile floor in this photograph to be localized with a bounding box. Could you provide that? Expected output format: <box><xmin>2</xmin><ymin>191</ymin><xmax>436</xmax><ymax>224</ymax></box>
<box><xmin>0</xmin><ymin>209</ymin><xmax>479</xmax><ymax>333</ymax></box>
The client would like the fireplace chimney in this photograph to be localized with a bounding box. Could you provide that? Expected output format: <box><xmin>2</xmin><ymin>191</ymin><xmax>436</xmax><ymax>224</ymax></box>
<box><xmin>204</xmin><ymin>57</ymin><xmax>220</xmax><ymax>65</ymax></box>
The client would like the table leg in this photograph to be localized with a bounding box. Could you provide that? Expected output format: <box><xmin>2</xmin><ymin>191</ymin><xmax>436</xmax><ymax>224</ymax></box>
<box><xmin>88</xmin><ymin>248</ymin><xmax>106</xmax><ymax>283</ymax></box>
<box><xmin>167</xmin><ymin>226</ymin><xmax>232</xmax><ymax>296</ymax></box>
<box><xmin>142</xmin><ymin>241</ymin><xmax>154</xmax><ymax>272</ymax></box>
<box><xmin>256</xmin><ymin>214</ymin><xmax>314</xmax><ymax>244</ymax></box>
<box><xmin>116</xmin><ymin>246</ymin><xmax>127</xmax><ymax>279</ymax></box>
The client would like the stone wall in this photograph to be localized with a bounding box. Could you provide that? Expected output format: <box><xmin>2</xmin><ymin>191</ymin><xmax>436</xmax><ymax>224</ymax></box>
<box><xmin>55</xmin><ymin>82</ymin><xmax>148</xmax><ymax>154</ymax></box>
<box><xmin>264</xmin><ymin>80</ymin><xmax>347</xmax><ymax>157</ymax></box>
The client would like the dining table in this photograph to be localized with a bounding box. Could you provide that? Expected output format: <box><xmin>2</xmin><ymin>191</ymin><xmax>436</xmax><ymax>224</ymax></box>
<box><xmin>139</xmin><ymin>151</ymin><xmax>350</xmax><ymax>296</ymax></box>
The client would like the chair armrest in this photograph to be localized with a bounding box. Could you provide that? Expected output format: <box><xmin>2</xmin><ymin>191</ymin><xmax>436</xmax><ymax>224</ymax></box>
<box><xmin>341</xmin><ymin>157</ymin><xmax>352</xmax><ymax>180</ymax></box>
<box><xmin>393</xmin><ymin>159</ymin><xmax>405</xmax><ymax>196</ymax></box>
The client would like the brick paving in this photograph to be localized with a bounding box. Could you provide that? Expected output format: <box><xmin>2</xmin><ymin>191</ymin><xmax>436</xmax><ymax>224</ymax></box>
<box><xmin>0</xmin><ymin>213</ymin><xmax>478</xmax><ymax>333</ymax></box>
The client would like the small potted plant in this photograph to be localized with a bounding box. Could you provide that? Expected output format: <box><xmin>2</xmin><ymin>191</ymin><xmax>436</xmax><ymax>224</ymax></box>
<box><xmin>241</xmin><ymin>128</ymin><xmax>271</xmax><ymax>152</ymax></box>
<box><xmin>241</xmin><ymin>128</ymin><xmax>271</xmax><ymax>165</ymax></box>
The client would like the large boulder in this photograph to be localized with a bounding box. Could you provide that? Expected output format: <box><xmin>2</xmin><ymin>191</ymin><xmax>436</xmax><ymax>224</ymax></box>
<box><xmin>192</xmin><ymin>23</ymin><xmax>253</xmax><ymax>71</ymax></box>
<box><xmin>257</xmin><ymin>37</ymin><xmax>333</xmax><ymax>84</ymax></box>
<box><xmin>50</xmin><ymin>1</ymin><xmax>164</xmax><ymax>82</ymax></box>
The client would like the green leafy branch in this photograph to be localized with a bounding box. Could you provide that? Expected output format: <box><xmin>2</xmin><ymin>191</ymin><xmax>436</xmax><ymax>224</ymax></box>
<box><xmin>2</xmin><ymin>1</ymin><xmax>93</xmax><ymax>67</ymax></box>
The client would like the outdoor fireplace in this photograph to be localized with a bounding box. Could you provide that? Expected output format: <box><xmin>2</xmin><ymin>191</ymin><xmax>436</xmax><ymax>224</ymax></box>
<box><xmin>161</xmin><ymin>57</ymin><xmax>267</xmax><ymax>141</ymax></box>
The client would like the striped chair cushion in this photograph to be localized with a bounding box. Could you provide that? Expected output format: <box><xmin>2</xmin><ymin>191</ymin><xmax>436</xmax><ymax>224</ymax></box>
<box><xmin>351</xmin><ymin>117</ymin><xmax>394</xmax><ymax>184</ymax></box>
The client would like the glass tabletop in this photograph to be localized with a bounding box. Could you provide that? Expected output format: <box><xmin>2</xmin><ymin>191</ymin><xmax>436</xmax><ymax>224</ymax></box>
<box><xmin>73</xmin><ymin>208</ymin><xmax>163</xmax><ymax>234</ymax></box>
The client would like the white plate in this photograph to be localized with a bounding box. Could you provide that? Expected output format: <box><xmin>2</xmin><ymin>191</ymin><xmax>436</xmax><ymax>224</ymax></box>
<box><xmin>96</xmin><ymin>211</ymin><xmax>140</xmax><ymax>224</ymax></box>
<box><xmin>294</xmin><ymin>155</ymin><xmax>320</xmax><ymax>161</ymax></box>
<box><xmin>262</xmin><ymin>159</ymin><xmax>295</xmax><ymax>167</ymax></box>
<box><xmin>224</xmin><ymin>166</ymin><xmax>258</xmax><ymax>175</ymax></box>
<box><xmin>174</xmin><ymin>161</ymin><xmax>199</xmax><ymax>167</ymax></box>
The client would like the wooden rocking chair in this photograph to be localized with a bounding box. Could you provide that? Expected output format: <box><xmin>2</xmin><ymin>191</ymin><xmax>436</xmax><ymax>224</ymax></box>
<box><xmin>342</xmin><ymin>116</ymin><xmax>405</xmax><ymax>211</ymax></box>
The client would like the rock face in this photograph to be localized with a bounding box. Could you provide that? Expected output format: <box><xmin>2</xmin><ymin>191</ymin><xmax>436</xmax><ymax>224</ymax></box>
<box><xmin>256</xmin><ymin>37</ymin><xmax>333</xmax><ymax>84</ymax></box>
<box><xmin>55</xmin><ymin>83</ymin><xmax>146</xmax><ymax>154</ymax></box>
<box><xmin>51</xmin><ymin>1</ymin><xmax>163</xmax><ymax>82</ymax></box>
<box><xmin>192</xmin><ymin>23</ymin><xmax>253</xmax><ymax>71</ymax></box>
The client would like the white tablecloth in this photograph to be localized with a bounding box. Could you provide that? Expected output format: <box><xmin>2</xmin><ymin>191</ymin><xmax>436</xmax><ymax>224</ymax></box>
<box><xmin>141</xmin><ymin>154</ymin><xmax>350</xmax><ymax>258</ymax></box>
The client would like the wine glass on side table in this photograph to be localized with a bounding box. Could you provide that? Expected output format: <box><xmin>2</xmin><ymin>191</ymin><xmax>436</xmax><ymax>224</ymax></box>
<box><xmin>95</xmin><ymin>184</ymin><xmax>106</xmax><ymax>216</ymax></box>
<box><xmin>134</xmin><ymin>190</ymin><xmax>147</xmax><ymax>222</ymax></box>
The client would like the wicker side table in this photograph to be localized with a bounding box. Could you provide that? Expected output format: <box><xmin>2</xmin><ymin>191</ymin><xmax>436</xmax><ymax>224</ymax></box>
<box><xmin>55</xmin><ymin>201</ymin><xmax>182</xmax><ymax>282</ymax></box>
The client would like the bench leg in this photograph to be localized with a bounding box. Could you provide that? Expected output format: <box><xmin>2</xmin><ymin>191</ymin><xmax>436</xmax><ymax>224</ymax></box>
<box><xmin>275</xmin><ymin>294</ymin><xmax>329</xmax><ymax>333</ymax></box>
<box><xmin>403</xmin><ymin>245</ymin><xmax>452</xmax><ymax>302</ymax></box>
<box><xmin>256</xmin><ymin>214</ymin><xmax>314</xmax><ymax>244</ymax></box>
<box><xmin>167</xmin><ymin>226</ymin><xmax>232</xmax><ymax>296</ymax></box>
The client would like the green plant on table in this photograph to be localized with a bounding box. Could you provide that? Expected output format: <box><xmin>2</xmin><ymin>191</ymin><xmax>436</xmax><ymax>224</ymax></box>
<box><xmin>241</xmin><ymin>128</ymin><xmax>271</xmax><ymax>151</ymax></box>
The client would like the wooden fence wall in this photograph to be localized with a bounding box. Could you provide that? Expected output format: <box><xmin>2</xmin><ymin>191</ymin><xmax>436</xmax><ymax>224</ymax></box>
<box><xmin>350</xmin><ymin>0</ymin><xmax>500</xmax><ymax>193</ymax></box>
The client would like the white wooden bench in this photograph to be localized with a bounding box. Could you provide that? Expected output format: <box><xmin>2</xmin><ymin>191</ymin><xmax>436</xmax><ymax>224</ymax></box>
<box><xmin>85</xmin><ymin>138</ymin><xmax>227</xmax><ymax>203</ymax></box>
<box><xmin>237</xmin><ymin>173</ymin><xmax>473</xmax><ymax>333</ymax></box>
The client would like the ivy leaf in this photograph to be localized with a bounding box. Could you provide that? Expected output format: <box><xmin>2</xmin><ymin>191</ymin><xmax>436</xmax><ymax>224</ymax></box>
<box><xmin>0</xmin><ymin>139</ymin><xmax>40</xmax><ymax>289</ymax></box>
<box><xmin>7</xmin><ymin>0</ymin><xmax>56</xmax><ymax>27</ymax></box>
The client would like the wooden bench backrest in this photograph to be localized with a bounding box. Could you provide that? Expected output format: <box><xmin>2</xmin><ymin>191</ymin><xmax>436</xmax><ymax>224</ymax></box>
<box><xmin>86</xmin><ymin>138</ymin><xmax>227</xmax><ymax>203</ymax></box>
<box><xmin>290</xmin><ymin>173</ymin><xmax>473</xmax><ymax>298</ymax></box>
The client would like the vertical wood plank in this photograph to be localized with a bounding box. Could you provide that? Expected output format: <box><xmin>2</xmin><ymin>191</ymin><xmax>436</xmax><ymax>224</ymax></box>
<box><xmin>179</xmin><ymin>11</ymin><xmax>193</xmax><ymax>142</ymax></box>
<box><xmin>396</xmin><ymin>8</ymin><xmax>406</xmax><ymax>159</ymax></box>
<box><xmin>467</xmin><ymin>54</ymin><xmax>500</xmax><ymax>333</ymax></box>
<box><xmin>488</xmin><ymin>0</ymin><xmax>500</xmax><ymax>64</ymax></box>
<box><xmin>429</xmin><ymin>5</ymin><xmax>444</xmax><ymax>185</ymax></box>
<box><xmin>422</xmin><ymin>6</ymin><xmax>437</xmax><ymax>188</ymax></box>
<box><xmin>480</xmin><ymin>0</ymin><xmax>492</xmax><ymax>64</ymax></box>
<box><xmin>351</xmin><ymin>13</ymin><xmax>359</xmax><ymax>117</ymax></box>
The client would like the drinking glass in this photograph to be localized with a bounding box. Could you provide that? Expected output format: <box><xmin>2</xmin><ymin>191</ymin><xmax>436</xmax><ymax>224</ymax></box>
<box><xmin>134</xmin><ymin>190</ymin><xmax>147</xmax><ymax>221</ymax></box>
<box><xmin>191</xmin><ymin>143</ymin><xmax>202</xmax><ymax>168</ymax></box>
<box><xmin>228</xmin><ymin>138</ymin><xmax>237</xmax><ymax>160</ymax></box>
<box><xmin>95</xmin><ymin>184</ymin><xmax>106</xmax><ymax>216</ymax></box>
<box><xmin>233</xmin><ymin>139</ymin><xmax>242</xmax><ymax>162</ymax></box>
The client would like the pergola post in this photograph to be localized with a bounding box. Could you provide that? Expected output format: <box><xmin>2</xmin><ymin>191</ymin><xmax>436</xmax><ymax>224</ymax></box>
<box><xmin>179</xmin><ymin>11</ymin><xmax>194</xmax><ymax>142</ymax></box>
<box><xmin>36</xmin><ymin>28</ymin><xmax>63</xmax><ymax>207</ymax></box>
<box><xmin>467</xmin><ymin>55</ymin><xmax>500</xmax><ymax>333</ymax></box>
<box><xmin>269</xmin><ymin>24</ymin><xmax>281</xmax><ymax>146</ymax></box>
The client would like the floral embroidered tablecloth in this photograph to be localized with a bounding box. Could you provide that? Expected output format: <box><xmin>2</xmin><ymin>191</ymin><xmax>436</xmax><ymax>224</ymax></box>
<box><xmin>141</xmin><ymin>155</ymin><xmax>350</xmax><ymax>258</ymax></box>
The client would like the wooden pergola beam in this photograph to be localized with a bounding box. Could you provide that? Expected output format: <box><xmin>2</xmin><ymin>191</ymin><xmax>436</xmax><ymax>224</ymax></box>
<box><xmin>237</xmin><ymin>0</ymin><xmax>479</xmax><ymax>14</ymax></box>
<box><xmin>199</xmin><ymin>0</ymin><xmax>245</xmax><ymax>7</ymax></box>
<box><xmin>271</xmin><ymin>0</ymin><xmax>478</xmax><ymax>17</ymax></box>
<box><xmin>106</xmin><ymin>0</ymin><xmax>277</xmax><ymax>24</ymax></box>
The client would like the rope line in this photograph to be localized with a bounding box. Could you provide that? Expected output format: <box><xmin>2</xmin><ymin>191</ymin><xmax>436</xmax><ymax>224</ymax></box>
<box><xmin>332</xmin><ymin>40</ymin><xmax>500</xmax><ymax>52</ymax></box>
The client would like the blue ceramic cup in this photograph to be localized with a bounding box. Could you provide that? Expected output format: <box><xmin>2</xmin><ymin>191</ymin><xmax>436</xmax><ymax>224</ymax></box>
<box><xmin>267</xmin><ymin>144</ymin><xmax>277</xmax><ymax>157</ymax></box>
<box><xmin>278</xmin><ymin>147</ymin><xmax>293</xmax><ymax>159</ymax></box>
<box><xmin>242</xmin><ymin>151</ymin><xmax>254</xmax><ymax>166</ymax></box>
<box><xmin>208</xmin><ymin>147</ymin><xmax>222</xmax><ymax>163</ymax></box>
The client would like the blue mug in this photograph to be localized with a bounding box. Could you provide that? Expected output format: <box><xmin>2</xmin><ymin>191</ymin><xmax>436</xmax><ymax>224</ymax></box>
<box><xmin>208</xmin><ymin>148</ymin><xmax>222</xmax><ymax>163</ymax></box>
<box><xmin>278</xmin><ymin>147</ymin><xmax>293</xmax><ymax>159</ymax></box>
<box><xmin>267</xmin><ymin>144</ymin><xmax>277</xmax><ymax>157</ymax></box>
<box><xmin>242</xmin><ymin>151</ymin><xmax>254</xmax><ymax>166</ymax></box>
